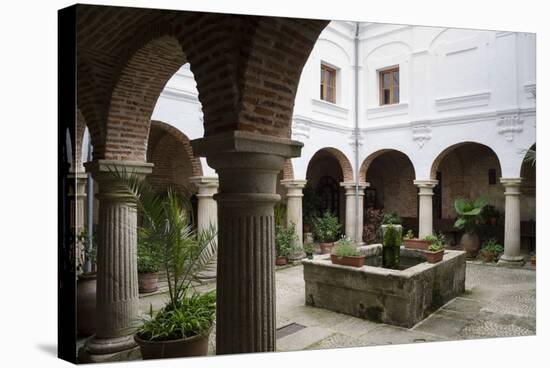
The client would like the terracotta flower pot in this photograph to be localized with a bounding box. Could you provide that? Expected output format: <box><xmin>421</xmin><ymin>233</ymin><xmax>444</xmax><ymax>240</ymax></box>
<box><xmin>330</xmin><ymin>254</ymin><xmax>365</xmax><ymax>267</ymax></box>
<box><xmin>319</xmin><ymin>242</ymin><xmax>334</xmax><ymax>254</ymax></box>
<box><xmin>403</xmin><ymin>239</ymin><xmax>431</xmax><ymax>250</ymax></box>
<box><xmin>135</xmin><ymin>328</ymin><xmax>211</xmax><ymax>359</ymax></box>
<box><xmin>77</xmin><ymin>273</ymin><xmax>97</xmax><ymax>337</ymax></box>
<box><xmin>138</xmin><ymin>272</ymin><xmax>159</xmax><ymax>293</ymax></box>
<box><xmin>275</xmin><ymin>256</ymin><xmax>288</xmax><ymax>266</ymax></box>
<box><xmin>480</xmin><ymin>250</ymin><xmax>495</xmax><ymax>263</ymax></box>
<box><xmin>424</xmin><ymin>250</ymin><xmax>444</xmax><ymax>263</ymax></box>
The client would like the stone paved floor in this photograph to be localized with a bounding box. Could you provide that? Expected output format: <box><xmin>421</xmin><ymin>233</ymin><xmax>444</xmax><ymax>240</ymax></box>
<box><xmin>81</xmin><ymin>260</ymin><xmax>535</xmax><ymax>357</ymax></box>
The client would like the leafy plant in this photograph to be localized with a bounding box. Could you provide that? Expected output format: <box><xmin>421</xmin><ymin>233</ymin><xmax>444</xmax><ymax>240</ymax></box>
<box><xmin>404</xmin><ymin>229</ymin><xmax>415</xmax><ymax>240</ymax></box>
<box><xmin>275</xmin><ymin>222</ymin><xmax>298</xmax><ymax>258</ymax></box>
<box><xmin>137</xmin><ymin>228</ymin><xmax>161</xmax><ymax>274</ymax></box>
<box><xmin>480</xmin><ymin>238</ymin><xmax>504</xmax><ymax>259</ymax></box>
<box><xmin>312</xmin><ymin>211</ymin><xmax>341</xmax><ymax>243</ymax></box>
<box><xmin>453</xmin><ymin>194</ymin><xmax>488</xmax><ymax>234</ymax></box>
<box><xmin>274</xmin><ymin>203</ymin><xmax>287</xmax><ymax>228</ymax></box>
<box><xmin>424</xmin><ymin>232</ymin><xmax>447</xmax><ymax>251</ymax></box>
<box><xmin>382</xmin><ymin>211</ymin><xmax>401</xmax><ymax>225</ymax></box>
<box><xmin>333</xmin><ymin>241</ymin><xmax>361</xmax><ymax>257</ymax></box>
<box><xmin>303</xmin><ymin>242</ymin><xmax>315</xmax><ymax>255</ymax></box>
<box><xmin>480</xmin><ymin>205</ymin><xmax>501</xmax><ymax>224</ymax></box>
<box><xmin>137</xmin><ymin>291</ymin><xmax>216</xmax><ymax>341</ymax></box>
<box><xmin>107</xmin><ymin>168</ymin><xmax>217</xmax><ymax>341</ymax></box>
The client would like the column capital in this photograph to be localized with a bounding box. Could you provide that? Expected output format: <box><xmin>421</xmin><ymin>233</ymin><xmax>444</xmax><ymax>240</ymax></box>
<box><xmin>500</xmin><ymin>177</ymin><xmax>522</xmax><ymax>187</ymax></box>
<box><xmin>189</xmin><ymin>176</ymin><xmax>219</xmax><ymax>188</ymax></box>
<box><xmin>413</xmin><ymin>179</ymin><xmax>438</xmax><ymax>188</ymax></box>
<box><xmin>340</xmin><ymin>181</ymin><xmax>369</xmax><ymax>194</ymax></box>
<box><xmin>281</xmin><ymin>179</ymin><xmax>307</xmax><ymax>189</ymax></box>
<box><xmin>84</xmin><ymin>159</ymin><xmax>153</xmax><ymax>181</ymax></box>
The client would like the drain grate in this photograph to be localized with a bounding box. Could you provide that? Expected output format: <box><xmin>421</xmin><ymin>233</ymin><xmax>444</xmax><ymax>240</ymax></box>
<box><xmin>276</xmin><ymin>323</ymin><xmax>306</xmax><ymax>339</ymax></box>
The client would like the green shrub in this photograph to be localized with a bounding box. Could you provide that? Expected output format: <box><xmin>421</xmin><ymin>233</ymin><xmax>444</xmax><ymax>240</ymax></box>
<box><xmin>481</xmin><ymin>238</ymin><xmax>504</xmax><ymax>256</ymax></box>
<box><xmin>382</xmin><ymin>211</ymin><xmax>401</xmax><ymax>225</ymax></box>
<box><xmin>333</xmin><ymin>242</ymin><xmax>361</xmax><ymax>257</ymax></box>
<box><xmin>404</xmin><ymin>229</ymin><xmax>415</xmax><ymax>240</ymax></box>
<box><xmin>275</xmin><ymin>222</ymin><xmax>298</xmax><ymax>258</ymax></box>
<box><xmin>303</xmin><ymin>242</ymin><xmax>315</xmax><ymax>255</ymax></box>
<box><xmin>312</xmin><ymin>211</ymin><xmax>341</xmax><ymax>243</ymax></box>
<box><xmin>381</xmin><ymin>224</ymin><xmax>401</xmax><ymax>269</ymax></box>
<box><xmin>454</xmin><ymin>194</ymin><xmax>488</xmax><ymax>233</ymax></box>
<box><xmin>424</xmin><ymin>232</ymin><xmax>447</xmax><ymax>252</ymax></box>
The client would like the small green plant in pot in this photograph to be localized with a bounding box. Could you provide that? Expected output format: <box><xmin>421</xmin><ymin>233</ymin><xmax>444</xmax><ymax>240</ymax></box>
<box><xmin>303</xmin><ymin>242</ymin><xmax>316</xmax><ymax>259</ymax></box>
<box><xmin>312</xmin><ymin>211</ymin><xmax>342</xmax><ymax>254</ymax></box>
<box><xmin>423</xmin><ymin>232</ymin><xmax>447</xmax><ymax>263</ymax></box>
<box><xmin>331</xmin><ymin>236</ymin><xmax>365</xmax><ymax>267</ymax></box>
<box><xmin>402</xmin><ymin>229</ymin><xmax>431</xmax><ymax>250</ymax></box>
<box><xmin>480</xmin><ymin>205</ymin><xmax>501</xmax><ymax>226</ymax></box>
<box><xmin>108</xmin><ymin>168</ymin><xmax>217</xmax><ymax>359</ymax></box>
<box><xmin>137</xmin><ymin>228</ymin><xmax>161</xmax><ymax>293</ymax></box>
<box><xmin>454</xmin><ymin>194</ymin><xmax>488</xmax><ymax>257</ymax></box>
<box><xmin>480</xmin><ymin>238</ymin><xmax>504</xmax><ymax>263</ymax></box>
<box><xmin>275</xmin><ymin>223</ymin><xmax>298</xmax><ymax>266</ymax></box>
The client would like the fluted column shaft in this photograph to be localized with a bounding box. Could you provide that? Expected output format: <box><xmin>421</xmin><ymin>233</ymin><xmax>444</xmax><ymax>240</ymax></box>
<box><xmin>414</xmin><ymin>180</ymin><xmax>438</xmax><ymax>238</ymax></box>
<box><xmin>192</xmin><ymin>131</ymin><xmax>302</xmax><ymax>354</ymax></box>
<box><xmin>83</xmin><ymin>160</ymin><xmax>153</xmax><ymax>355</ymax></box>
<box><xmin>281</xmin><ymin>179</ymin><xmax>307</xmax><ymax>259</ymax></box>
<box><xmin>499</xmin><ymin>178</ymin><xmax>525</xmax><ymax>267</ymax></box>
<box><xmin>340</xmin><ymin>182</ymin><xmax>368</xmax><ymax>243</ymax></box>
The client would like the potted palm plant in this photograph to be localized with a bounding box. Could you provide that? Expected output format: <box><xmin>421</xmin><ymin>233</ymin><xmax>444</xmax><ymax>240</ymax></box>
<box><xmin>137</xmin><ymin>228</ymin><xmax>161</xmax><ymax>293</ymax></box>
<box><xmin>312</xmin><ymin>211</ymin><xmax>341</xmax><ymax>254</ymax></box>
<box><xmin>76</xmin><ymin>228</ymin><xmax>97</xmax><ymax>337</ymax></box>
<box><xmin>330</xmin><ymin>236</ymin><xmax>365</xmax><ymax>267</ymax></box>
<box><xmin>275</xmin><ymin>223</ymin><xmax>298</xmax><ymax>266</ymax></box>
<box><xmin>454</xmin><ymin>194</ymin><xmax>488</xmax><ymax>257</ymax></box>
<box><xmin>108</xmin><ymin>169</ymin><xmax>217</xmax><ymax>359</ymax></box>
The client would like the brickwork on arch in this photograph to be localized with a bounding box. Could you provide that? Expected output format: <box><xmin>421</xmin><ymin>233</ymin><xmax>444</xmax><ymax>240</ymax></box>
<box><xmin>147</xmin><ymin>121</ymin><xmax>203</xmax><ymax>194</ymax></box>
<box><xmin>359</xmin><ymin>149</ymin><xmax>416</xmax><ymax>183</ymax></box>
<box><xmin>74</xmin><ymin>109</ymin><xmax>86</xmax><ymax>167</ymax></box>
<box><xmin>282</xmin><ymin>159</ymin><xmax>294</xmax><ymax>180</ymax></box>
<box><xmin>76</xmin><ymin>5</ymin><xmax>328</xmax><ymax>162</ymax></box>
<box><xmin>308</xmin><ymin>148</ymin><xmax>354</xmax><ymax>182</ymax></box>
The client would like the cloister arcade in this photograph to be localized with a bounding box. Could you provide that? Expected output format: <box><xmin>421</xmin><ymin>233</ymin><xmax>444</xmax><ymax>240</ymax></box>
<box><xmin>64</xmin><ymin>4</ymin><xmax>536</xmax><ymax>362</ymax></box>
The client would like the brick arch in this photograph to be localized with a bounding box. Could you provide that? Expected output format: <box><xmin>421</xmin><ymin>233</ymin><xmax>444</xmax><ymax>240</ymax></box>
<box><xmin>148</xmin><ymin>120</ymin><xmax>203</xmax><ymax>177</ymax></box>
<box><xmin>430</xmin><ymin>142</ymin><xmax>502</xmax><ymax>180</ymax></box>
<box><xmin>281</xmin><ymin>159</ymin><xmax>294</xmax><ymax>180</ymax></box>
<box><xmin>104</xmin><ymin>36</ymin><xmax>186</xmax><ymax>161</ymax></box>
<box><xmin>360</xmin><ymin>149</ymin><xmax>416</xmax><ymax>181</ymax></box>
<box><xmin>307</xmin><ymin>147</ymin><xmax>354</xmax><ymax>182</ymax></box>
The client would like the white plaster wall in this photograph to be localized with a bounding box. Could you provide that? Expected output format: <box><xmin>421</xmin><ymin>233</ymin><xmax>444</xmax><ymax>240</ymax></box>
<box><xmin>132</xmin><ymin>21</ymin><xmax>535</xmax><ymax>188</ymax></box>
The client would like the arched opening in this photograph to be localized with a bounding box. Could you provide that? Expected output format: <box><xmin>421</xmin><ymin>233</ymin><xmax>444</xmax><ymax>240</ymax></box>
<box><xmin>520</xmin><ymin>144</ymin><xmax>536</xmax><ymax>253</ymax></box>
<box><xmin>305</xmin><ymin>148</ymin><xmax>351</xmax><ymax>227</ymax></box>
<box><xmin>361</xmin><ymin>150</ymin><xmax>417</xmax><ymax>241</ymax></box>
<box><xmin>431</xmin><ymin>142</ymin><xmax>503</xmax><ymax>245</ymax></box>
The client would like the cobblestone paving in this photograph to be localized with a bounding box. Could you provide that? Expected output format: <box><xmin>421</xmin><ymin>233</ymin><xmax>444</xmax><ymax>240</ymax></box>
<box><xmin>274</xmin><ymin>262</ymin><xmax>536</xmax><ymax>352</ymax></box>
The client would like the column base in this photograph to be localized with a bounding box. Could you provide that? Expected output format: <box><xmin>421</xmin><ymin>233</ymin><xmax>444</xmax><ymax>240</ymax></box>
<box><xmin>497</xmin><ymin>255</ymin><xmax>525</xmax><ymax>268</ymax></box>
<box><xmin>78</xmin><ymin>336</ymin><xmax>140</xmax><ymax>363</ymax></box>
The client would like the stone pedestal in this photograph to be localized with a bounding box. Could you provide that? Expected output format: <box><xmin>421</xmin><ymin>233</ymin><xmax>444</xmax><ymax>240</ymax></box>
<box><xmin>414</xmin><ymin>180</ymin><xmax>438</xmax><ymax>238</ymax></box>
<box><xmin>498</xmin><ymin>178</ymin><xmax>525</xmax><ymax>267</ymax></box>
<box><xmin>340</xmin><ymin>182</ymin><xmax>368</xmax><ymax>243</ymax></box>
<box><xmin>81</xmin><ymin>160</ymin><xmax>153</xmax><ymax>359</ymax></box>
<box><xmin>281</xmin><ymin>179</ymin><xmax>307</xmax><ymax>259</ymax></box>
<box><xmin>192</xmin><ymin>131</ymin><xmax>302</xmax><ymax>354</ymax></box>
<box><xmin>189</xmin><ymin>176</ymin><xmax>219</xmax><ymax>280</ymax></box>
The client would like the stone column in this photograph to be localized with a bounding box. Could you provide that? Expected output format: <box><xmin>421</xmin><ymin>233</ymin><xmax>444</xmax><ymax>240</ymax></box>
<box><xmin>281</xmin><ymin>179</ymin><xmax>307</xmax><ymax>259</ymax></box>
<box><xmin>189</xmin><ymin>176</ymin><xmax>219</xmax><ymax>280</ymax></box>
<box><xmin>414</xmin><ymin>180</ymin><xmax>438</xmax><ymax>238</ymax></box>
<box><xmin>498</xmin><ymin>178</ymin><xmax>525</xmax><ymax>267</ymax></box>
<box><xmin>340</xmin><ymin>182</ymin><xmax>368</xmax><ymax>243</ymax></box>
<box><xmin>82</xmin><ymin>160</ymin><xmax>153</xmax><ymax>359</ymax></box>
<box><xmin>192</xmin><ymin>131</ymin><xmax>302</xmax><ymax>354</ymax></box>
<box><xmin>68</xmin><ymin>170</ymin><xmax>88</xmax><ymax>267</ymax></box>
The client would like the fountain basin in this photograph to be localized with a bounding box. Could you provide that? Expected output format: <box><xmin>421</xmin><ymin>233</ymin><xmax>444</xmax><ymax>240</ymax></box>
<box><xmin>303</xmin><ymin>244</ymin><xmax>466</xmax><ymax>328</ymax></box>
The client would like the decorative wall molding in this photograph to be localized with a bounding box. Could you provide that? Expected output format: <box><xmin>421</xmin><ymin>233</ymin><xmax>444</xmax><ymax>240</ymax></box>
<box><xmin>523</xmin><ymin>82</ymin><xmax>536</xmax><ymax>98</ymax></box>
<box><xmin>410</xmin><ymin>120</ymin><xmax>432</xmax><ymax>148</ymax></box>
<box><xmin>291</xmin><ymin>117</ymin><xmax>312</xmax><ymax>140</ymax></box>
<box><xmin>366</xmin><ymin>102</ymin><xmax>409</xmax><ymax>120</ymax></box>
<box><xmin>311</xmin><ymin>98</ymin><xmax>350</xmax><ymax>120</ymax></box>
<box><xmin>497</xmin><ymin>114</ymin><xmax>523</xmax><ymax>142</ymax></box>
<box><xmin>434</xmin><ymin>91</ymin><xmax>490</xmax><ymax>112</ymax></box>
